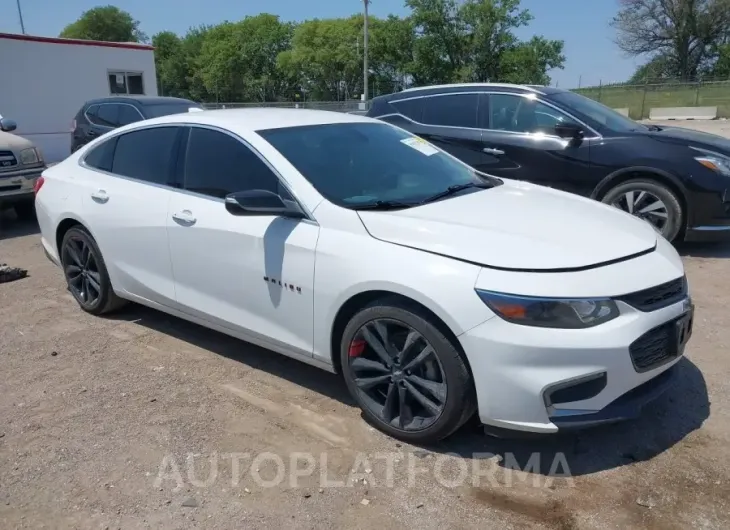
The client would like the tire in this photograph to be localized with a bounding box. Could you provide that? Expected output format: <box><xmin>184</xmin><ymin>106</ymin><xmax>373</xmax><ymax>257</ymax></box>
<box><xmin>60</xmin><ymin>226</ymin><xmax>126</xmax><ymax>315</ymax></box>
<box><xmin>13</xmin><ymin>200</ymin><xmax>36</xmax><ymax>221</ymax></box>
<box><xmin>340</xmin><ymin>297</ymin><xmax>476</xmax><ymax>444</ymax></box>
<box><xmin>600</xmin><ymin>178</ymin><xmax>683</xmax><ymax>241</ymax></box>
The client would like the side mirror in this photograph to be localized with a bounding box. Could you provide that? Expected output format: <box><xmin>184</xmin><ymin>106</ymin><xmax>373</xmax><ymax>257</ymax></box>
<box><xmin>554</xmin><ymin>122</ymin><xmax>584</xmax><ymax>142</ymax></box>
<box><xmin>225</xmin><ymin>189</ymin><xmax>305</xmax><ymax>218</ymax></box>
<box><xmin>0</xmin><ymin>118</ymin><xmax>17</xmax><ymax>133</ymax></box>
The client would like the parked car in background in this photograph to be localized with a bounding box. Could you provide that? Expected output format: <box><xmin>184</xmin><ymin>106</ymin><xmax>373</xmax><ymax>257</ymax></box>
<box><xmin>0</xmin><ymin>117</ymin><xmax>46</xmax><ymax>219</ymax></box>
<box><xmin>70</xmin><ymin>96</ymin><xmax>203</xmax><ymax>153</ymax></box>
<box><xmin>36</xmin><ymin>109</ymin><xmax>691</xmax><ymax>442</ymax></box>
<box><xmin>368</xmin><ymin>83</ymin><xmax>730</xmax><ymax>242</ymax></box>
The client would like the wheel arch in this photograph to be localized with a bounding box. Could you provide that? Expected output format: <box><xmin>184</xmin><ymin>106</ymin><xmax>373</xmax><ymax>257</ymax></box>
<box><xmin>590</xmin><ymin>166</ymin><xmax>690</xmax><ymax>227</ymax></box>
<box><xmin>55</xmin><ymin>215</ymin><xmax>96</xmax><ymax>256</ymax></box>
<box><xmin>328</xmin><ymin>288</ymin><xmax>472</xmax><ymax>377</ymax></box>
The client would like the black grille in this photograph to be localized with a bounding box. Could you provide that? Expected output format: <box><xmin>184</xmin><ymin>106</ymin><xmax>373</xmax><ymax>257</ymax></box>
<box><xmin>618</xmin><ymin>276</ymin><xmax>687</xmax><ymax>312</ymax></box>
<box><xmin>629</xmin><ymin>320</ymin><xmax>679</xmax><ymax>371</ymax></box>
<box><xmin>0</xmin><ymin>150</ymin><xmax>18</xmax><ymax>170</ymax></box>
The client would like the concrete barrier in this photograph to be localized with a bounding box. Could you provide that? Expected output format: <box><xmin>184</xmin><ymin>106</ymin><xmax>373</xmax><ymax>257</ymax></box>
<box><xmin>649</xmin><ymin>106</ymin><xmax>717</xmax><ymax>120</ymax></box>
<box><xmin>614</xmin><ymin>108</ymin><xmax>630</xmax><ymax>117</ymax></box>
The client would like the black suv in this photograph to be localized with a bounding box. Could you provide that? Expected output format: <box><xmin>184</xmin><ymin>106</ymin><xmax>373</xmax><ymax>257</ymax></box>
<box><xmin>71</xmin><ymin>96</ymin><xmax>202</xmax><ymax>154</ymax></box>
<box><xmin>368</xmin><ymin>83</ymin><xmax>730</xmax><ymax>242</ymax></box>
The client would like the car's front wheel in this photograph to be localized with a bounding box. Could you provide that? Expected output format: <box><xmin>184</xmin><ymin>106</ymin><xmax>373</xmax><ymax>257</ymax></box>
<box><xmin>60</xmin><ymin>226</ymin><xmax>126</xmax><ymax>315</ymax></box>
<box><xmin>340</xmin><ymin>298</ymin><xmax>476</xmax><ymax>443</ymax></box>
<box><xmin>601</xmin><ymin>178</ymin><xmax>683</xmax><ymax>241</ymax></box>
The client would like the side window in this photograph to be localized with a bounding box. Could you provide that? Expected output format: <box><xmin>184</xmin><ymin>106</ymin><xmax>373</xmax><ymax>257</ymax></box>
<box><xmin>489</xmin><ymin>94</ymin><xmax>573</xmax><ymax>134</ymax></box>
<box><xmin>83</xmin><ymin>138</ymin><xmax>117</xmax><ymax>172</ymax></box>
<box><xmin>95</xmin><ymin>104</ymin><xmax>120</xmax><ymax>127</ymax></box>
<box><xmin>85</xmin><ymin>105</ymin><xmax>99</xmax><ymax>123</ymax></box>
<box><xmin>118</xmin><ymin>104</ymin><xmax>143</xmax><ymax>126</ymax></box>
<box><xmin>421</xmin><ymin>94</ymin><xmax>478</xmax><ymax>128</ymax></box>
<box><xmin>111</xmin><ymin>127</ymin><xmax>179</xmax><ymax>185</ymax></box>
<box><xmin>391</xmin><ymin>98</ymin><xmax>423</xmax><ymax>122</ymax></box>
<box><xmin>183</xmin><ymin>127</ymin><xmax>280</xmax><ymax>199</ymax></box>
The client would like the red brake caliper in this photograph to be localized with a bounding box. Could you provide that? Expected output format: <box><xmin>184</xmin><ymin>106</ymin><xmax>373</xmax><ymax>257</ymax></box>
<box><xmin>348</xmin><ymin>339</ymin><xmax>366</xmax><ymax>357</ymax></box>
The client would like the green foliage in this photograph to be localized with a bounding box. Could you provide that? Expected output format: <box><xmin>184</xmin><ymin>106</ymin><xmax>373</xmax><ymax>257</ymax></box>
<box><xmin>60</xmin><ymin>5</ymin><xmax>147</xmax><ymax>43</ymax></box>
<box><xmin>62</xmin><ymin>1</ymin><xmax>564</xmax><ymax>101</ymax></box>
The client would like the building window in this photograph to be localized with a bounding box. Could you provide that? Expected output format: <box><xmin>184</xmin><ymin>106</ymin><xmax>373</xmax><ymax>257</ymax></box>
<box><xmin>108</xmin><ymin>71</ymin><xmax>144</xmax><ymax>95</ymax></box>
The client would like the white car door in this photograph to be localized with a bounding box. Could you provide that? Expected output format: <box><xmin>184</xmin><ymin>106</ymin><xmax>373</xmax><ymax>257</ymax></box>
<box><xmin>79</xmin><ymin>125</ymin><xmax>181</xmax><ymax>306</ymax></box>
<box><xmin>167</xmin><ymin>125</ymin><xmax>319</xmax><ymax>356</ymax></box>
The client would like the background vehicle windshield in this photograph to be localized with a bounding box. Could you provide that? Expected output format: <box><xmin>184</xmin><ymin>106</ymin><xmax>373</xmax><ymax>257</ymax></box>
<box><xmin>547</xmin><ymin>91</ymin><xmax>646</xmax><ymax>133</ymax></box>
<box><xmin>144</xmin><ymin>103</ymin><xmax>202</xmax><ymax>118</ymax></box>
<box><xmin>258</xmin><ymin>122</ymin><xmax>485</xmax><ymax>207</ymax></box>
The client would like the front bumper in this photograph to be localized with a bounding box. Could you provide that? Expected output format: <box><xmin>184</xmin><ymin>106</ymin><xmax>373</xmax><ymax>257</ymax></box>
<box><xmin>0</xmin><ymin>166</ymin><xmax>44</xmax><ymax>204</ymax></box>
<box><xmin>459</xmin><ymin>296</ymin><xmax>692</xmax><ymax>434</ymax></box>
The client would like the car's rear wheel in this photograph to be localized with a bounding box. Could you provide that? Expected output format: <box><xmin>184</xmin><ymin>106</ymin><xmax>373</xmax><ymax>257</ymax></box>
<box><xmin>60</xmin><ymin>227</ymin><xmax>126</xmax><ymax>315</ymax></box>
<box><xmin>601</xmin><ymin>179</ymin><xmax>683</xmax><ymax>241</ymax></box>
<box><xmin>340</xmin><ymin>298</ymin><xmax>476</xmax><ymax>443</ymax></box>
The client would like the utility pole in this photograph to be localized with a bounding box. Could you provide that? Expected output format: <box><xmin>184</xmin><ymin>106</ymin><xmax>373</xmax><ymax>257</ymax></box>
<box><xmin>362</xmin><ymin>0</ymin><xmax>370</xmax><ymax>103</ymax></box>
<box><xmin>16</xmin><ymin>0</ymin><xmax>26</xmax><ymax>34</ymax></box>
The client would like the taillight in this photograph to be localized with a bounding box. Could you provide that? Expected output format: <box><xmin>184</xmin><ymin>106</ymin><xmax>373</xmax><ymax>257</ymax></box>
<box><xmin>34</xmin><ymin>175</ymin><xmax>45</xmax><ymax>194</ymax></box>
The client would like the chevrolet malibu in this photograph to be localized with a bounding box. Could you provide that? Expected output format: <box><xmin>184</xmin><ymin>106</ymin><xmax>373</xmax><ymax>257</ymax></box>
<box><xmin>35</xmin><ymin>109</ymin><xmax>694</xmax><ymax>443</ymax></box>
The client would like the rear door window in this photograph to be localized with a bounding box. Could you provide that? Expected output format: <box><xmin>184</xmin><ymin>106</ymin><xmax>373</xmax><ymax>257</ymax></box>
<box><xmin>421</xmin><ymin>94</ymin><xmax>478</xmax><ymax>128</ymax></box>
<box><xmin>84</xmin><ymin>138</ymin><xmax>117</xmax><ymax>172</ymax></box>
<box><xmin>111</xmin><ymin>126</ymin><xmax>179</xmax><ymax>185</ymax></box>
<box><xmin>391</xmin><ymin>98</ymin><xmax>424</xmax><ymax>122</ymax></box>
<box><xmin>95</xmin><ymin>104</ymin><xmax>120</xmax><ymax>128</ymax></box>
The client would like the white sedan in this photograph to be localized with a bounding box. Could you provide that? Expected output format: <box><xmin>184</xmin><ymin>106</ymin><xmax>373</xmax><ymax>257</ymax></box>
<box><xmin>35</xmin><ymin>109</ymin><xmax>693</xmax><ymax>443</ymax></box>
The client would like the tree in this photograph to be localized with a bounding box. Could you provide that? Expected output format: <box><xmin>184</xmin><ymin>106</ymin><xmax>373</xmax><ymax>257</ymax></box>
<box><xmin>60</xmin><ymin>5</ymin><xmax>147</xmax><ymax>43</ymax></box>
<box><xmin>611</xmin><ymin>0</ymin><xmax>730</xmax><ymax>81</ymax></box>
<box><xmin>406</xmin><ymin>0</ymin><xmax>564</xmax><ymax>85</ymax></box>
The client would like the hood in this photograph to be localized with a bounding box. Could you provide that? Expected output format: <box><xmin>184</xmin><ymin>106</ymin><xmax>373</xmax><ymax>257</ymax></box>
<box><xmin>358</xmin><ymin>181</ymin><xmax>658</xmax><ymax>271</ymax></box>
<box><xmin>649</xmin><ymin>125</ymin><xmax>730</xmax><ymax>154</ymax></box>
<box><xmin>0</xmin><ymin>130</ymin><xmax>36</xmax><ymax>151</ymax></box>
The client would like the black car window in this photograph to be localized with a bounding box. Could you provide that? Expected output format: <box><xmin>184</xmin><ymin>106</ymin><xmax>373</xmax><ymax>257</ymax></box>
<box><xmin>118</xmin><ymin>104</ymin><xmax>143</xmax><ymax>126</ymax></box>
<box><xmin>95</xmin><ymin>104</ymin><xmax>120</xmax><ymax>127</ymax></box>
<box><xmin>83</xmin><ymin>137</ymin><xmax>117</xmax><ymax>172</ymax></box>
<box><xmin>391</xmin><ymin>98</ymin><xmax>423</xmax><ymax>122</ymax></box>
<box><xmin>183</xmin><ymin>127</ymin><xmax>280</xmax><ymax>198</ymax></box>
<box><xmin>111</xmin><ymin>126</ymin><xmax>179</xmax><ymax>185</ymax></box>
<box><xmin>85</xmin><ymin>105</ymin><xmax>99</xmax><ymax>121</ymax></box>
<box><xmin>489</xmin><ymin>94</ymin><xmax>573</xmax><ymax>134</ymax></box>
<box><xmin>421</xmin><ymin>94</ymin><xmax>478</xmax><ymax>128</ymax></box>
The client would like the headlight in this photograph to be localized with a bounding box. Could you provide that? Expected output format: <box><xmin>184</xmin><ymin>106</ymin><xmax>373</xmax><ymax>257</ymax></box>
<box><xmin>692</xmin><ymin>147</ymin><xmax>730</xmax><ymax>176</ymax></box>
<box><xmin>476</xmin><ymin>290</ymin><xmax>620</xmax><ymax>329</ymax></box>
<box><xmin>19</xmin><ymin>147</ymin><xmax>39</xmax><ymax>165</ymax></box>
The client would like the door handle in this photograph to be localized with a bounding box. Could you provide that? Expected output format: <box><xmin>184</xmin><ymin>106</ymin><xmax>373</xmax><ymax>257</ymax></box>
<box><xmin>483</xmin><ymin>147</ymin><xmax>505</xmax><ymax>156</ymax></box>
<box><xmin>172</xmin><ymin>210</ymin><xmax>196</xmax><ymax>225</ymax></box>
<box><xmin>90</xmin><ymin>189</ymin><xmax>109</xmax><ymax>203</ymax></box>
<box><xmin>88</xmin><ymin>130</ymin><xmax>98</xmax><ymax>137</ymax></box>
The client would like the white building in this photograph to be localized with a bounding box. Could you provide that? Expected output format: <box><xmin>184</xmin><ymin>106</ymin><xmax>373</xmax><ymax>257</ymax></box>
<box><xmin>0</xmin><ymin>32</ymin><xmax>158</xmax><ymax>163</ymax></box>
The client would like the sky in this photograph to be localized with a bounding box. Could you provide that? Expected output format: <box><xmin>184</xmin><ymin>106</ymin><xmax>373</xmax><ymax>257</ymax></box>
<box><xmin>0</xmin><ymin>0</ymin><xmax>641</xmax><ymax>89</ymax></box>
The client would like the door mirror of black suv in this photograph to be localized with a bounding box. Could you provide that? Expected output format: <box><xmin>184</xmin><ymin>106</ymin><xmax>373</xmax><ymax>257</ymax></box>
<box><xmin>225</xmin><ymin>189</ymin><xmax>306</xmax><ymax>219</ymax></box>
<box><xmin>0</xmin><ymin>118</ymin><xmax>17</xmax><ymax>133</ymax></box>
<box><xmin>554</xmin><ymin>122</ymin><xmax>584</xmax><ymax>141</ymax></box>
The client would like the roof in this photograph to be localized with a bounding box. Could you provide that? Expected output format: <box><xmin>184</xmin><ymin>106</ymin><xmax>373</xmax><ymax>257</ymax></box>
<box><xmin>138</xmin><ymin>108</ymin><xmax>376</xmax><ymax>132</ymax></box>
<box><xmin>84</xmin><ymin>96</ymin><xmax>198</xmax><ymax>106</ymax></box>
<box><xmin>0</xmin><ymin>32</ymin><xmax>154</xmax><ymax>51</ymax></box>
<box><xmin>400</xmin><ymin>83</ymin><xmax>544</xmax><ymax>94</ymax></box>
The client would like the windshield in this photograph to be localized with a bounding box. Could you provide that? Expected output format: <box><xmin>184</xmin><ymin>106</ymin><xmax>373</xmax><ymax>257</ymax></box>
<box><xmin>144</xmin><ymin>103</ymin><xmax>202</xmax><ymax>119</ymax></box>
<box><xmin>547</xmin><ymin>91</ymin><xmax>646</xmax><ymax>133</ymax></box>
<box><xmin>258</xmin><ymin>122</ymin><xmax>493</xmax><ymax>208</ymax></box>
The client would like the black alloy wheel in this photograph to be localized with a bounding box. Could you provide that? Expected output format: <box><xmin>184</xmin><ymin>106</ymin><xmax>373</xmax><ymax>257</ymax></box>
<box><xmin>60</xmin><ymin>227</ymin><xmax>125</xmax><ymax>315</ymax></box>
<box><xmin>349</xmin><ymin>318</ymin><xmax>447</xmax><ymax>430</ymax></box>
<box><xmin>341</xmin><ymin>299</ymin><xmax>476</xmax><ymax>443</ymax></box>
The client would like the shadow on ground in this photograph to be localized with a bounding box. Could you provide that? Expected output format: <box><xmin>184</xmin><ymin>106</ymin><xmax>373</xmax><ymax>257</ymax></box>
<box><xmin>0</xmin><ymin>209</ymin><xmax>40</xmax><ymax>241</ymax></box>
<box><xmin>111</xmin><ymin>303</ymin><xmax>709</xmax><ymax>477</ymax></box>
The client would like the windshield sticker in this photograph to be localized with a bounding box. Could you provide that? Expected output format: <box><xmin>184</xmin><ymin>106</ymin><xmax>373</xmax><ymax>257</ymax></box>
<box><xmin>401</xmin><ymin>137</ymin><xmax>439</xmax><ymax>156</ymax></box>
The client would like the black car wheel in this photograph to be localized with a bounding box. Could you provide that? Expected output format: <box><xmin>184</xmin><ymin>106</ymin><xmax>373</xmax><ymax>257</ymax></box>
<box><xmin>340</xmin><ymin>298</ymin><xmax>476</xmax><ymax>443</ymax></box>
<box><xmin>601</xmin><ymin>179</ymin><xmax>683</xmax><ymax>241</ymax></box>
<box><xmin>60</xmin><ymin>227</ymin><xmax>126</xmax><ymax>315</ymax></box>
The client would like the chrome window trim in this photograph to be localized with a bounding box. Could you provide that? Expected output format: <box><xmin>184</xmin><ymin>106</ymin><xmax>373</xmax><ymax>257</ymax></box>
<box><xmin>399</xmin><ymin>83</ymin><xmax>544</xmax><ymax>94</ymax></box>
<box><xmin>78</xmin><ymin>122</ymin><xmax>317</xmax><ymax>223</ymax></box>
<box><xmin>379</xmin><ymin>91</ymin><xmax>602</xmax><ymax>141</ymax></box>
<box><xmin>85</xmin><ymin>102</ymin><xmax>145</xmax><ymax>128</ymax></box>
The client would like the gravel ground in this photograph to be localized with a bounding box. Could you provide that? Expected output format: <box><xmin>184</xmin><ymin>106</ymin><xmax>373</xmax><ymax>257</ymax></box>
<box><xmin>2</xmin><ymin>133</ymin><xmax>730</xmax><ymax>528</ymax></box>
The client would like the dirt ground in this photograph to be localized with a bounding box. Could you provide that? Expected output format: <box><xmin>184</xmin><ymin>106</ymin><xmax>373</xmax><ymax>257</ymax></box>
<box><xmin>2</xmin><ymin>134</ymin><xmax>730</xmax><ymax>528</ymax></box>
